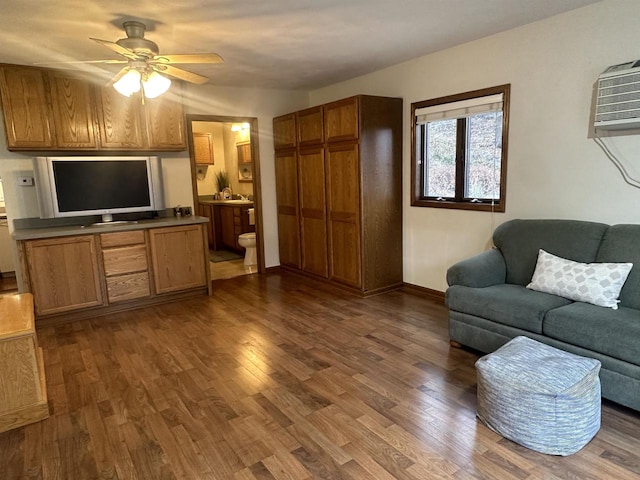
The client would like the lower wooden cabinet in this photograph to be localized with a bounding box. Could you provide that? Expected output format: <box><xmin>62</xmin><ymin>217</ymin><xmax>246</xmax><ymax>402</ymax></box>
<box><xmin>0</xmin><ymin>294</ymin><xmax>49</xmax><ymax>433</ymax></box>
<box><xmin>18</xmin><ymin>222</ymin><xmax>210</xmax><ymax>320</ymax></box>
<box><xmin>149</xmin><ymin>224</ymin><xmax>207</xmax><ymax>294</ymax></box>
<box><xmin>23</xmin><ymin>235</ymin><xmax>104</xmax><ymax>316</ymax></box>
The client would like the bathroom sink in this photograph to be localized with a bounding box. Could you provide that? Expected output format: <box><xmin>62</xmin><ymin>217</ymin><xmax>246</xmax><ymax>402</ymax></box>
<box><xmin>219</xmin><ymin>199</ymin><xmax>253</xmax><ymax>204</ymax></box>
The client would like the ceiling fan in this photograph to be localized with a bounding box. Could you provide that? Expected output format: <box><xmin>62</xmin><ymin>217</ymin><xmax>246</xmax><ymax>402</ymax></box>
<box><xmin>69</xmin><ymin>21</ymin><xmax>224</xmax><ymax>98</ymax></box>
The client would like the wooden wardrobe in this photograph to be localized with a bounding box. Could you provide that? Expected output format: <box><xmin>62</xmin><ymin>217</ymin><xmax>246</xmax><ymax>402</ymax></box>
<box><xmin>273</xmin><ymin>95</ymin><xmax>403</xmax><ymax>295</ymax></box>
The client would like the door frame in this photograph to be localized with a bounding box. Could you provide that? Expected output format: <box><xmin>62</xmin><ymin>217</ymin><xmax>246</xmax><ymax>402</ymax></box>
<box><xmin>186</xmin><ymin>114</ymin><xmax>265</xmax><ymax>274</ymax></box>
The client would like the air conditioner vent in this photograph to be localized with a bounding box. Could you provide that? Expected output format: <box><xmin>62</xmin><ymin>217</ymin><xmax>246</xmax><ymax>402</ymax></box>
<box><xmin>595</xmin><ymin>61</ymin><xmax>640</xmax><ymax>130</ymax></box>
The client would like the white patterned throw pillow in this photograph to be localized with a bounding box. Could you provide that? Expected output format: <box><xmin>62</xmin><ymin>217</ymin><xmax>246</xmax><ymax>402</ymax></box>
<box><xmin>526</xmin><ymin>249</ymin><xmax>633</xmax><ymax>309</ymax></box>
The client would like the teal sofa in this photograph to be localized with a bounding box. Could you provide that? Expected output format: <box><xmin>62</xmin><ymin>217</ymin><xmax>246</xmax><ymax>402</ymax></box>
<box><xmin>446</xmin><ymin>219</ymin><xmax>640</xmax><ymax>412</ymax></box>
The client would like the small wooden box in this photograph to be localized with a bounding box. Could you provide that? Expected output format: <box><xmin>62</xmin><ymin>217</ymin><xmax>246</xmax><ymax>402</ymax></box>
<box><xmin>0</xmin><ymin>294</ymin><xmax>49</xmax><ymax>433</ymax></box>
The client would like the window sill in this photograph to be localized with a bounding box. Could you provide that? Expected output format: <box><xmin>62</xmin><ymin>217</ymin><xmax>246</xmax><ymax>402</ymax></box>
<box><xmin>410</xmin><ymin>198</ymin><xmax>505</xmax><ymax>213</ymax></box>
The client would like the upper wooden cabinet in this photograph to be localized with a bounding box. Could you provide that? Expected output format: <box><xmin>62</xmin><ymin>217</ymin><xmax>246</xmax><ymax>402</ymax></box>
<box><xmin>95</xmin><ymin>84</ymin><xmax>146</xmax><ymax>149</ymax></box>
<box><xmin>324</xmin><ymin>97</ymin><xmax>359</xmax><ymax>143</ymax></box>
<box><xmin>143</xmin><ymin>90</ymin><xmax>186</xmax><ymax>150</ymax></box>
<box><xmin>48</xmin><ymin>70</ymin><xmax>99</xmax><ymax>149</ymax></box>
<box><xmin>0</xmin><ymin>64</ymin><xmax>186</xmax><ymax>151</ymax></box>
<box><xmin>297</xmin><ymin>106</ymin><xmax>324</xmax><ymax>147</ymax></box>
<box><xmin>273</xmin><ymin>113</ymin><xmax>297</xmax><ymax>150</ymax></box>
<box><xmin>193</xmin><ymin>132</ymin><xmax>215</xmax><ymax>165</ymax></box>
<box><xmin>237</xmin><ymin>142</ymin><xmax>252</xmax><ymax>164</ymax></box>
<box><xmin>0</xmin><ymin>65</ymin><xmax>54</xmax><ymax>149</ymax></box>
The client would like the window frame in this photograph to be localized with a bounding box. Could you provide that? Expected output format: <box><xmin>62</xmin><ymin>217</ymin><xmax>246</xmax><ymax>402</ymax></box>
<box><xmin>411</xmin><ymin>84</ymin><xmax>510</xmax><ymax>212</ymax></box>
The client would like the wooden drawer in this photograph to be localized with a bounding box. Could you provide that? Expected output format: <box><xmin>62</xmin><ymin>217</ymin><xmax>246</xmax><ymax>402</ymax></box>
<box><xmin>100</xmin><ymin>230</ymin><xmax>145</xmax><ymax>248</ymax></box>
<box><xmin>102</xmin><ymin>245</ymin><xmax>148</xmax><ymax>276</ymax></box>
<box><xmin>106</xmin><ymin>272</ymin><xmax>151</xmax><ymax>303</ymax></box>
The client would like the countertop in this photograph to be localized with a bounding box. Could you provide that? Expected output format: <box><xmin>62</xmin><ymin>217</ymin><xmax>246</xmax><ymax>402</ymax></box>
<box><xmin>199</xmin><ymin>199</ymin><xmax>254</xmax><ymax>206</ymax></box>
<box><xmin>13</xmin><ymin>215</ymin><xmax>209</xmax><ymax>241</ymax></box>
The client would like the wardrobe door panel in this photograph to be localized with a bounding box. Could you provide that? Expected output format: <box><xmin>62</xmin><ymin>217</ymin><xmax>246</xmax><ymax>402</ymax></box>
<box><xmin>326</xmin><ymin>143</ymin><xmax>361</xmax><ymax>287</ymax></box>
<box><xmin>299</xmin><ymin>147</ymin><xmax>328</xmax><ymax>278</ymax></box>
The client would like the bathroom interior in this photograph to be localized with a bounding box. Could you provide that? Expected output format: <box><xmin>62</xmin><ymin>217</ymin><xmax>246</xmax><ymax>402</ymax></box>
<box><xmin>191</xmin><ymin>120</ymin><xmax>258</xmax><ymax>280</ymax></box>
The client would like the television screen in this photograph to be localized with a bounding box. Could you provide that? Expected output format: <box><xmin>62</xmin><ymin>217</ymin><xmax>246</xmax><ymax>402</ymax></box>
<box><xmin>33</xmin><ymin>156</ymin><xmax>164</xmax><ymax>221</ymax></box>
<box><xmin>52</xmin><ymin>160</ymin><xmax>151</xmax><ymax>212</ymax></box>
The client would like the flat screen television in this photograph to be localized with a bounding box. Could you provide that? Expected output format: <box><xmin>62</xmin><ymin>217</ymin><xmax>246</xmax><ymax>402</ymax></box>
<box><xmin>34</xmin><ymin>156</ymin><xmax>165</xmax><ymax>223</ymax></box>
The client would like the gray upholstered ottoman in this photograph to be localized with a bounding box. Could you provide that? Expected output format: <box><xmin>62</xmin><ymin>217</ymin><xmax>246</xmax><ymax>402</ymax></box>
<box><xmin>475</xmin><ymin>336</ymin><xmax>601</xmax><ymax>455</ymax></box>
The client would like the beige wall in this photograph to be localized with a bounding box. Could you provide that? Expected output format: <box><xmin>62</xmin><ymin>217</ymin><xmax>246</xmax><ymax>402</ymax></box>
<box><xmin>309</xmin><ymin>0</ymin><xmax>640</xmax><ymax>291</ymax></box>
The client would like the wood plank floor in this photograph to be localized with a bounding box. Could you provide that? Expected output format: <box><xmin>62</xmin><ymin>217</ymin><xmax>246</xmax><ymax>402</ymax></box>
<box><xmin>1</xmin><ymin>271</ymin><xmax>639</xmax><ymax>479</ymax></box>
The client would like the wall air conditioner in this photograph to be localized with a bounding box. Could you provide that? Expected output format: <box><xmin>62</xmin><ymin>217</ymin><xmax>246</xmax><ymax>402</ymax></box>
<box><xmin>595</xmin><ymin>60</ymin><xmax>640</xmax><ymax>130</ymax></box>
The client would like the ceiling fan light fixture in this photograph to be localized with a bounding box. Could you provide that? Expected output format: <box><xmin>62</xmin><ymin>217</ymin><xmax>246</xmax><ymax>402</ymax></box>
<box><xmin>142</xmin><ymin>71</ymin><xmax>171</xmax><ymax>99</ymax></box>
<box><xmin>113</xmin><ymin>69</ymin><xmax>141</xmax><ymax>97</ymax></box>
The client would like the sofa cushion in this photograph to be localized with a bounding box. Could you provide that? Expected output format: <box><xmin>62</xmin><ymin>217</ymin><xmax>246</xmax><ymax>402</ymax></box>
<box><xmin>595</xmin><ymin>224</ymin><xmax>640</xmax><ymax>310</ymax></box>
<box><xmin>446</xmin><ymin>284</ymin><xmax>572</xmax><ymax>333</ymax></box>
<box><xmin>544</xmin><ymin>303</ymin><xmax>640</xmax><ymax>366</ymax></box>
<box><xmin>526</xmin><ymin>249</ymin><xmax>633</xmax><ymax>309</ymax></box>
<box><xmin>493</xmin><ymin>219</ymin><xmax>609</xmax><ymax>286</ymax></box>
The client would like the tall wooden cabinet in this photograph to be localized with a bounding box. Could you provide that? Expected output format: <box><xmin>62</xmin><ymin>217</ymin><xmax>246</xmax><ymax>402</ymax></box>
<box><xmin>273</xmin><ymin>95</ymin><xmax>403</xmax><ymax>295</ymax></box>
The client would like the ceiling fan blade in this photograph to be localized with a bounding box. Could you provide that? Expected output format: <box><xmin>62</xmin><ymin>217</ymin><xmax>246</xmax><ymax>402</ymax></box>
<box><xmin>156</xmin><ymin>65</ymin><xmax>209</xmax><ymax>84</ymax></box>
<box><xmin>90</xmin><ymin>38</ymin><xmax>140</xmax><ymax>60</ymax></box>
<box><xmin>151</xmin><ymin>53</ymin><xmax>223</xmax><ymax>65</ymax></box>
<box><xmin>34</xmin><ymin>59</ymin><xmax>128</xmax><ymax>65</ymax></box>
<box><xmin>106</xmin><ymin>67</ymin><xmax>130</xmax><ymax>87</ymax></box>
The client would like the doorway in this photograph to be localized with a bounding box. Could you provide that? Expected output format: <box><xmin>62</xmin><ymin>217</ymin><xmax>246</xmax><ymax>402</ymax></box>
<box><xmin>186</xmin><ymin>114</ymin><xmax>264</xmax><ymax>281</ymax></box>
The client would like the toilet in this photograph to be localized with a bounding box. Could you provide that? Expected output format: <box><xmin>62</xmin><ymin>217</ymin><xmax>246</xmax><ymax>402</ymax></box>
<box><xmin>238</xmin><ymin>208</ymin><xmax>257</xmax><ymax>266</ymax></box>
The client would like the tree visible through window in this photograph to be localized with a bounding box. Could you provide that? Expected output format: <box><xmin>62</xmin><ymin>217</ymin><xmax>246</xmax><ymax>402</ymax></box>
<box><xmin>411</xmin><ymin>84</ymin><xmax>510</xmax><ymax>212</ymax></box>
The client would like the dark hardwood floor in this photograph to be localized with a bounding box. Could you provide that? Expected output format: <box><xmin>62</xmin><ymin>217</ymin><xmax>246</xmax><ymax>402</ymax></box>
<box><xmin>0</xmin><ymin>274</ymin><xmax>18</xmax><ymax>294</ymax></box>
<box><xmin>1</xmin><ymin>272</ymin><xmax>639</xmax><ymax>479</ymax></box>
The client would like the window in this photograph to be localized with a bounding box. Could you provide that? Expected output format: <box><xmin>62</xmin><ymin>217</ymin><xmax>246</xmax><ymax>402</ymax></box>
<box><xmin>411</xmin><ymin>84</ymin><xmax>510</xmax><ymax>212</ymax></box>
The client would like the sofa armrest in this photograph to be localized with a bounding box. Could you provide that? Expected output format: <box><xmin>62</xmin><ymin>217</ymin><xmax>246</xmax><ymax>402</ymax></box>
<box><xmin>446</xmin><ymin>248</ymin><xmax>506</xmax><ymax>288</ymax></box>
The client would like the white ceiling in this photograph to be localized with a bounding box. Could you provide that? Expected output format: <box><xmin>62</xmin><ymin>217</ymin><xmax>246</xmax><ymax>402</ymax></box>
<box><xmin>0</xmin><ymin>0</ymin><xmax>600</xmax><ymax>90</ymax></box>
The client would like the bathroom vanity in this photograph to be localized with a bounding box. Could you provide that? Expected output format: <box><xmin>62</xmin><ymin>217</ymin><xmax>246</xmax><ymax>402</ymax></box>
<box><xmin>197</xmin><ymin>199</ymin><xmax>255</xmax><ymax>253</ymax></box>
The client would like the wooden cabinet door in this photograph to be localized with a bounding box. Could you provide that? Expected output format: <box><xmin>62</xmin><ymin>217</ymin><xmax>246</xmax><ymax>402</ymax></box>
<box><xmin>48</xmin><ymin>71</ymin><xmax>98</xmax><ymax>149</ymax></box>
<box><xmin>297</xmin><ymin>106</ymin><xmax>323</xmax><ymax>147</ymax></box>
<box><xmin>0</xmin><ymin>66</ymin><xmax>54</xmax><ymax>149</ymax></box>
<box><xmin>149</xmin><ymin>225</ymin><xmax>207</xmax><ymax>294</ymax></box>
<box><xmin>274</xmin><ymin>150</ymin><xmax>301</xmax><ymax>268</ymax></box>
<box><xmin>298</xmin><ymin>147</ymin><xmax>328</xmax><ymax>278</ymax></box>
<box><xmin>24</xmin><ymin>235</ymin><xmax>104</xmax><ymax>316</ymax></box>
<box><xmin>219</xmin><ymin>206</ymin><xmax>238</xmax><ymax>250</ymax></box>
<box><xmin>144</xmin><ymin>93</ymin><xmax>186</xmax><ymax>150</ymax></box>
<box><xmin>237</xmin><ymin>142</ymin><xmax>252</xmax><ymax>164</ymax></box>
<box><xmin>95</xmin><ymin>86</ymin><xmax>145</xmax><ymax>149</ymax></box>
<box><xmin>326</xmin><ymin>143</ymin><xmax>361</xmax><ymax>287</ymax></box>
<box><xmin>273</xmin><ymin>113</ymin><xmax>296</xmax><ymax>150</ymax></box>
<box><xmin>198</xmin><ymin>203</ymin><xmax>215</xmax><ymax>249</ymax></box>
<box><xmin>194</xmin><ymin>133</ymin><xmax>214</xmax><ymax>165</ymax></box>
<box><xmin>324</xmin><ymin>97</ymin><xmax>359</xmax><ymax>143</ymax></box>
